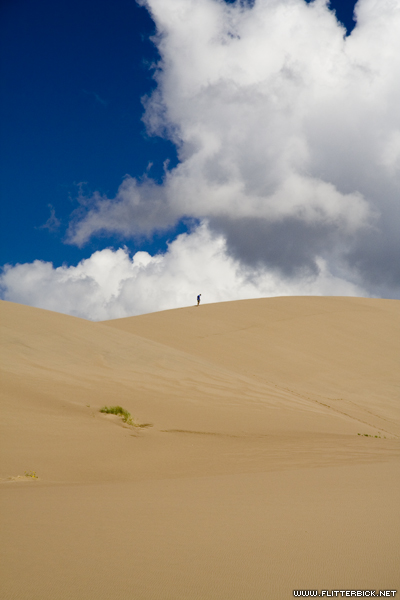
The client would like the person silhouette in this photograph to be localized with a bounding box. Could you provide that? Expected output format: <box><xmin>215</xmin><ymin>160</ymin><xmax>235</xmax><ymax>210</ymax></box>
<box><xmin>197</xmin><ymin>294</ymin><xmax>201</xmax><ymax>306</ymax></box>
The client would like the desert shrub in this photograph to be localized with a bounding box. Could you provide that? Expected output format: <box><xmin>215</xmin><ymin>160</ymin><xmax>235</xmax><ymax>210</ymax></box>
<box><xmin>99</xmin><ymin>406</ymin><xmax>152</xmax><ymax>428</ymax></box>
<box><xmin>100</xmin><ymin>405</ymin><xmax>131</xmax><ymax>422</ymax></box>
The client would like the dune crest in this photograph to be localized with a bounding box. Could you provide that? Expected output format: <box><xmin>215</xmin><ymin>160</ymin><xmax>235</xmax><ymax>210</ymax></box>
<box><xmin>103</xmin><ymin>296</ymin><xmax>400</xmax><ymax>436</ymax></box>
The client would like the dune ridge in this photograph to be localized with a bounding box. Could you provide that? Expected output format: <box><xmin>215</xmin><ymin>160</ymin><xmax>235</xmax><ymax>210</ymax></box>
<box><xmin>103</xmin><ymin>296</ymin><xmax>400</xmax><ymax>436</ymax></box>
<box><xmin>1</xmin><ymin>297</ymin><xmax>399</xmax><ymax>599</ymax></box>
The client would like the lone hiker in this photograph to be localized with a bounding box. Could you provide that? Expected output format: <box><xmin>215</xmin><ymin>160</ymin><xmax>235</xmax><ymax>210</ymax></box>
<box><xmin>197</xmin><ymin>294</ymin><xmax>201</xmax><ymax>306</ymax></box>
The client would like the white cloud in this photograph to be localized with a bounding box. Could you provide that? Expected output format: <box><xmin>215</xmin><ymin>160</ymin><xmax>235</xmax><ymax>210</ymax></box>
<box><xmin>63</xmin><ymin>0</ymin><xmax>400</xmax><ymax>298</ymax></box>
<box><xmin>3</xmin><ymin>0</ymin><xmax>398</xmax><ymax>315</ymax></box>
<box><xmin>1</xmin><ymin>222</ymin><xmax>368</xmax><ymax>320</ymax></box>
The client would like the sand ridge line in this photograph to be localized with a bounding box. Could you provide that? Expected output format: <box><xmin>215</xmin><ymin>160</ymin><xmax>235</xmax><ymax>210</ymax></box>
<box><xmin>344</xmin><ymin>398</ymin><xmax>399</xmax><ymax>425</ymax></box>
<box><xmin>272</xmin><ymin>383</ymin><xmax>399</xmax><ymax>437</ymax></box>
<box><xmin>160</xmin><ymin>429</ymin><xmax>244</xmax><ymax>437</ymax></box>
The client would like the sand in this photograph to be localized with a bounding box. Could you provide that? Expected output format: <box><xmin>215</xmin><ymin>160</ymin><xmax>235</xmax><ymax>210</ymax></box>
<box><xmin>1</xmin><ymin>296</ymin><xmax>399</xmax><ymax>599</ymax></box>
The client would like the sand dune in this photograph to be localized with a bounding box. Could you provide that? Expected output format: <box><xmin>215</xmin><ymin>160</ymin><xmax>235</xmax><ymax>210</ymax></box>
<box><xmin>1</xmin><ymin>297</ymin><xmax>399</xmax><ymax>599</ymax></box>
<box><xmin>104</xmin><ymin>297</ymin><xmax>400</xmax><ymax>433</ymax></box>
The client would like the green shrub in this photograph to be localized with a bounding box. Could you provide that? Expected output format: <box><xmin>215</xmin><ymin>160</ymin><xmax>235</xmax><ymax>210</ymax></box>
<box><xmin>100</xmin><ymin>405</ymin><xmax>131</xmax><ymax>422</ymax></box>
<box><xmin>99</xmin><ymin>406</ymin><xmax>152</xmax><ymax>428</ymax></box>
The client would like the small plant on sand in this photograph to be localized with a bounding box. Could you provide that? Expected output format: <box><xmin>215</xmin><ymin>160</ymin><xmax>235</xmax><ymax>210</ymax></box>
<box><xmin>100</xmin><ymin>405</ymin><xmax>131</xmax><ymax>422</ymax></box>
<box><xmin>99</xmin><ymin>406</ymin><xmax>152</xmax><ymax>428</ymax></box>
<box><xmin>24</xmin><ymin>471</ymin><xmax>38</xmax><ymax>479</ymax></box>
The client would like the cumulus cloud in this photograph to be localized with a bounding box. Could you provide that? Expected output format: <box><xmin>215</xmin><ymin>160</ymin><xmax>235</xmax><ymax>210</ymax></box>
<box><xmin>3</xmin><ymin>0</ymin><xmax>399</xmax><ymax>316</ymax></box>
<box><xmin>0</xmin><ymin>223</ymin><xmax>367</xmax><ymax>320</ymax></box>
<box><xmin>63</xmin><ymin>0</ymin><xmax>400</xmax><ymax>299</ymax></box>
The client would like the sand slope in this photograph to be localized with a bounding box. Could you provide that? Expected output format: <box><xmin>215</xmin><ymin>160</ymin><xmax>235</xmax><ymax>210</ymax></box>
<box><xmin>104</xmin><ymin>297</ymin><xmax>400</xmax><ymax>435</ymax></box>
<box><xmin>1</xmin><ymin>297</ymin><xmax>399</xmax><ymax>599</ymax></box>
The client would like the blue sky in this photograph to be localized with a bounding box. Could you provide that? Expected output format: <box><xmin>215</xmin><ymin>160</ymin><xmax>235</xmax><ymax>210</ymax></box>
<box><xmin>1</xmin><ymin>0</ymin><xmax>355</xmax><ymax>266</ymax></box>
<box><xmin>1</xmin><ymin>0</ymin><xmax>399</xmax><ymax>318</ymax></box>
<box><xmin>0</xmin><ymin>0</ymin><xmax>182</xmax><ymax>267</ymax></box>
